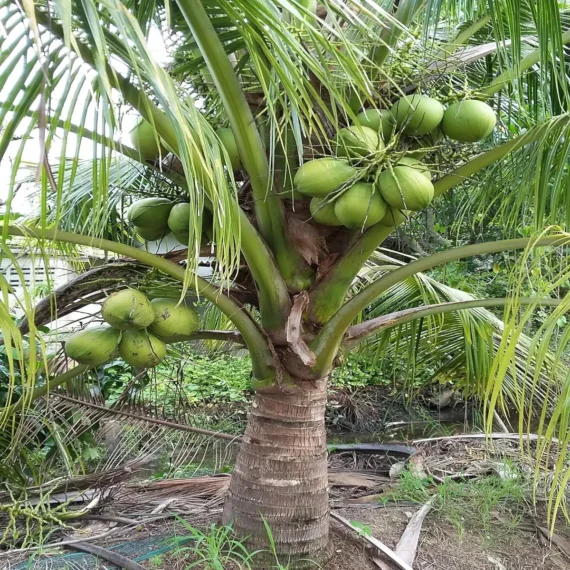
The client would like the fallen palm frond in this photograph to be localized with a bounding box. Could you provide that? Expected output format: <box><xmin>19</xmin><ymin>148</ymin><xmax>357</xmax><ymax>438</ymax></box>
<box><xmin>395</xmin><ymin>495</ymin><xmax>436</xmax><ymax>567</ymax></box>
<box><xmin>331</xmin><ymin>511</ymin><xmax>414</xmax><ymax>570</ymax></box>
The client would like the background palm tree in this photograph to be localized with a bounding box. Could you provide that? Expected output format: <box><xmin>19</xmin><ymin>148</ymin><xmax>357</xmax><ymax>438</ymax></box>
<box><xmin>2</xmin><ymin>0</ymin><xmax>570</xmax><ymax>565</ymax></box>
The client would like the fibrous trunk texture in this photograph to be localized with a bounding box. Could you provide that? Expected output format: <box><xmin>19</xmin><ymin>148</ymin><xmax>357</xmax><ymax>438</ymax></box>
<box><xmin>222</xmin><ymin>377</ymin><xmax>329</xmax><ymax>567</ymax></box>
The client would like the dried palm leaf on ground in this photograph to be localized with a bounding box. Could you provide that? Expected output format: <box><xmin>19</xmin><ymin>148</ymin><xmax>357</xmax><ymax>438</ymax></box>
<box><xmin>331</xmin><ymin>512</ymin><xmax>414</xmax><ymax>570</ymax></box>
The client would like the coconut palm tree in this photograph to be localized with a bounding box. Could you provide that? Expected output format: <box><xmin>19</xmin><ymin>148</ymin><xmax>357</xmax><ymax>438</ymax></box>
<box><xmin>2</xmin><ymin>0</ymin><xmax>570</xmax><ymax>565</ymax></box>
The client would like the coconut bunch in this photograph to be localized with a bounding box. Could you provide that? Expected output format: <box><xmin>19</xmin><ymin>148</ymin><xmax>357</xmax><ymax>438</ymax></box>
<box><xmin>295</xmin><ymin>96</ymin><xmax>497</xmax><ymax>230</ymax></box>
<box><xmin>64</xmin><ymin>289</ymin><xmax>200</xmax><ymax>369</ymax></box>
<box><xmin>127</xmin><ymin>96</ymin><xmax>495</xmax><ymax>236</ymax></box>
<box><xmin>127</xmin><ymin>120</ymin><xmax>220</xmax><ymax>247</ymax></box>
<box><xmin>126</xmin><ymin>196</ymin><xmax>214</xmax><ymax>246</ymax></box>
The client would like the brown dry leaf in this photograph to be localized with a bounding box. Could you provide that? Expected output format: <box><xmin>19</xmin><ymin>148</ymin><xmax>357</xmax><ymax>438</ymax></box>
<box><xmin>288</xmin><ymin>216</ymin><xmax>327</xmax><ymax>265</ymax></box>
<box><xmin>552</xmin><ymin>554</ymin><xmax>569</xmax><ymax>568</ymax></box>
<box><xmin>286</xmin><ymin>293</ymin><xmax>316</xmax><ymax>366</ymax></box>
<box><xmin>329</xmin><ymin>472</ymin><xmax>384</xmax><ymax>488</ymax></box>
<box><xmin>395</xmin><ymin>497</ymin><xmax>435</xmax><ymax>566</ymax></box>
<box><xmin>316</xmin><ymin>252</ymin><xmax>341</xmax><ymax>281</ymax></box>
<box><xmin>538</xmin><ymin>527</ymin><xmax>570</xmax><ymax>559</ymax></box>
<box><xmin>487</xmin><ymin>555</ymin><xmax>507</xmax><ymax>569</ymax></box>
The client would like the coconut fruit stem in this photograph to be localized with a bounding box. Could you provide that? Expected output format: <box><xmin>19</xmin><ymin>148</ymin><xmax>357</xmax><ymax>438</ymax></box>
<box><xmin>371</xmin><ymin>0</ymin><xmax>422</xmax><ymax>68</ymax></box>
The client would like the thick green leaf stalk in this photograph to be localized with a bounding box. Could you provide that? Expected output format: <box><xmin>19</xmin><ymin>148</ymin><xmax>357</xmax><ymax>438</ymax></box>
<box><xmin>175</xmin><ymin>0</ymin><xmax>315</xmax><ymax>295</ymax></box>
<box><xmin>3</xmin><ymin>225</ymin><xmax>277</xmax><ymax>383</ymax></box>
<box><xmin>312</xmin><ymin>234</ymin><xmax>570</xmax><ymax>376</ymax></box>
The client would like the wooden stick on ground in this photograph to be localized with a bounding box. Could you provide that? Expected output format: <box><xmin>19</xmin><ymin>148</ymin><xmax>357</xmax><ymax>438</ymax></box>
<box><xmin>331</xmin><ymin>512</ymin><xmax>414</xmax><ymax>570</ymax></box>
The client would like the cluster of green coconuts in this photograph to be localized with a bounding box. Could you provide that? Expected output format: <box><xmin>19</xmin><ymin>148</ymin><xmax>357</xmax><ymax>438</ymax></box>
<box><xmin>64</xmin><ymin>289</ymin><xmax>200</xmax><ymax>369</ymax></box>
<box><xmin>127</xmin><ymin>95</ymin><xmax>495</xmax><ymax>240</ymax></box>
<box><xmin>126</xmin><ymin>122</ymin><xmax>236</xmax><ymax>244</ymax></box>
<box><xmin>125</xmin><ymin>196</ymin><xmax>213</xmax><ymax>245</ymax></box>
<box><xmin>295</xmin><ymin>96</ymin><xmax>497</xmax><ymax>229</ymax></box>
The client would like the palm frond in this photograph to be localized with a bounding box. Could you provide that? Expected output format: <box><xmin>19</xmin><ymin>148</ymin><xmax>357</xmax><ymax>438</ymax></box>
<box><xmin>352</xmin><ymin>250</ymin><xmax>564</xmax><ymax>416</ymax></box>
<box><xmin>1</xmin><ymin>360</ymin><xmax>240</xmax><ymax>489</ymax></box>
<box><xmin>477</xmin><ymin>234</ymin><xmax>570</xmax><ymax>529</ymax></box>
<box><xmin>1</xmin><ymin>1</ymin><xmax>243</xmax><ymax>288</ymax></box>
<box><xmin>451</xmin><ymin>117</ymin><xmax>570</xmax><ymax>232</ymax></box>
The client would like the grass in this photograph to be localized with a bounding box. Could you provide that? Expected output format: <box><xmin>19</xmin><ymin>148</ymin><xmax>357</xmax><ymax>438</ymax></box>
<box><xmin>148</xmin><ymin>554</ymin><xmax>165</xmax><ymax>567</ymax></box>
<box><xmin>172</xmin><ymin>520</ymin><xmax>257</xmax><ymax>569</ymax></box>
<box><xmin>163</xmin><ymin>517</ymin><xmax>322</xmax><ymax>570</ymax></box>
<box><xmin>387</xmin><ymin>465</ymin><xmax>530</xmax><ymax>543</ymax></box>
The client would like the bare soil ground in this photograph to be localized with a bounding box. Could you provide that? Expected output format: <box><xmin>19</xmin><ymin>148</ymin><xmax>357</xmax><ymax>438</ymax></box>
<box><xmin>3</xmin><ymin>437</ymin><xmax>570</xmax><ymax>570</ymax></box>
<box><xmin>130</xmin><ymin>503</ymin><xmax>569</xmax><ymax>570</ymax></box>
<box><xmin>4</xmin><ymin>495</ymin><xmax>568</xmax><ymax>570</ymax></box>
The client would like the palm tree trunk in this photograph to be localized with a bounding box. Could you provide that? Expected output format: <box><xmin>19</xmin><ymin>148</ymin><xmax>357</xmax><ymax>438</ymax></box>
<box><xmin>222</xmin><ymin>378</ymin><xmax>329</xmax><ymax>567</ymax></box>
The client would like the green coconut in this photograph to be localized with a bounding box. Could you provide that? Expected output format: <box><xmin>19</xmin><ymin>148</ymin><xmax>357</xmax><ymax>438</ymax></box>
<box><xmin>391</xmin><ymin>95</ymin><xmax>444</xmax><ymax>137</ymax></box>
<box><xmin>169</xmin><ymin>205</ymin><xmax>213</xmax><ymax>245</ymax></box>
<box><xmin>130</xmin><ymin>119</ymin><xmax>164</xmax><ymax>161</ymax></box>
<box><xmin>378</xmin><ymin>208</ymin><xmax>408</xmax><ymax>227</ymax></box>
<box><xmin>335</xmin><ymin>125</ymin><xmax>382</xmax><ymax>159</ymax></box>
<box><xmin>149</xmin><ymin>298</ymin><xmax>200</xmax><ymax>341</ymax></box>
<box><xmin>102</xmin><ymin>288</ymin><xmax>154</xmax><ymax>330</ymax></box>
<box><xmin>309</xmin><ymin>197</ymin><xmax>343</xmax><ymax>226</ymax></box>
<box><xmin>217</xmin><ymin>128</ymin><xmax>242</xmax><ymax>170</ymax></box>
<box><xmin>135</xmin><ymin>226</ymin><xmax>170</xmax><ymax>241</ymax></box>
<box><xmin>347</xmin><ymin>89</ymin><xmax>363</xmax><ymax>113</ymax></box>
<box><xmin>294</xmin><ymin>158</ymin><xmax>358</xmax><ymax>197</ymax></box>
<box><xmin>396</xmin><ymin>157</ymin><xmax>432</xmax><ymax>180</ymax></box>
<box><xmin>118</xmin><ymin>329</ymin><xmax>166</xmax><ymax>368</ymax></box>
<box><xmin>65</xmin><ymin>325</ymin><xmax>121</xmax><ymax>366</ymax></box>
<box><xmin>441</xmin><ymin>100</ymin><xmax>497</xmax><ymax>142</ymax></box>
<box><xmin>167</xmin><ymin>203</ymin><xmax>191</xmax><ymax>234</ymax></box>
<box><xmin>173</xmin><ymin>231</ymin><xmax>190</xmax><ymax>245</ymax></box>
<box><xmin>377</xmin><ymin>166</ymin><xmax>434</xmax><ymax>211</ymax></box>
<box><xmin>173</xmin><ymin>231</ymin><xmax>210</xmax><ymax>246</ymax></box>
<box><xmin>334</xmin><ymin>182</ymin><xmax>388</xmax><ymax>229</ymax></box>
<box><xmin>355</xmin><ymin>109</ymin><xmax>395</xmax><ymax>141</ymax></box>
<box><xmin>127</xmin><ymin>197</ymin><xmax>174</xmax><ymax>229</ymax></box>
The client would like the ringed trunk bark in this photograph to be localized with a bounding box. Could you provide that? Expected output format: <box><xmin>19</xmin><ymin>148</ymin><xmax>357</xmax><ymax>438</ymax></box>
<box><xmin>222</xmin><ymin>377</ymin><xmax>329</xmax><ymax>567</ymax></box>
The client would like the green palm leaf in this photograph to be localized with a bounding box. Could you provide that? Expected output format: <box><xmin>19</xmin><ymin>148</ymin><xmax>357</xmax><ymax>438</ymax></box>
<box><xmin>351</xmin><ymin>251</ymin><xmax>563</xmax><ymax>415</ymax></box>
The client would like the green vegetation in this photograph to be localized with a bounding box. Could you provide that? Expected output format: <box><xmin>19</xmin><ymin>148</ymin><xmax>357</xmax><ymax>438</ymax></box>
<box><xmin>172</xmin><ymin>520</ymin><xmax>258</xmax><ymax>570</ymax></box>
<box><xmin>387</xmin><ymin>467</ymin><xmax>530</xmax><ymax>542</ymax></box>
<box><xmin>2</xmin><ymin>0</ymin><xmax>570</xmax><ymax>563</ymax></box>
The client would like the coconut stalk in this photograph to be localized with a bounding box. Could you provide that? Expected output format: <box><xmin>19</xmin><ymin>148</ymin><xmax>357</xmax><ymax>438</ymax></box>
<box><xmin>312</xmin><ymin>234</ymin><xmax>570</xmax><ymax>375</ymax></box>
<box><xmin>175</xmin><ymin>0</ymin><xmax>315</xmax><ymax>295</ymax></box>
